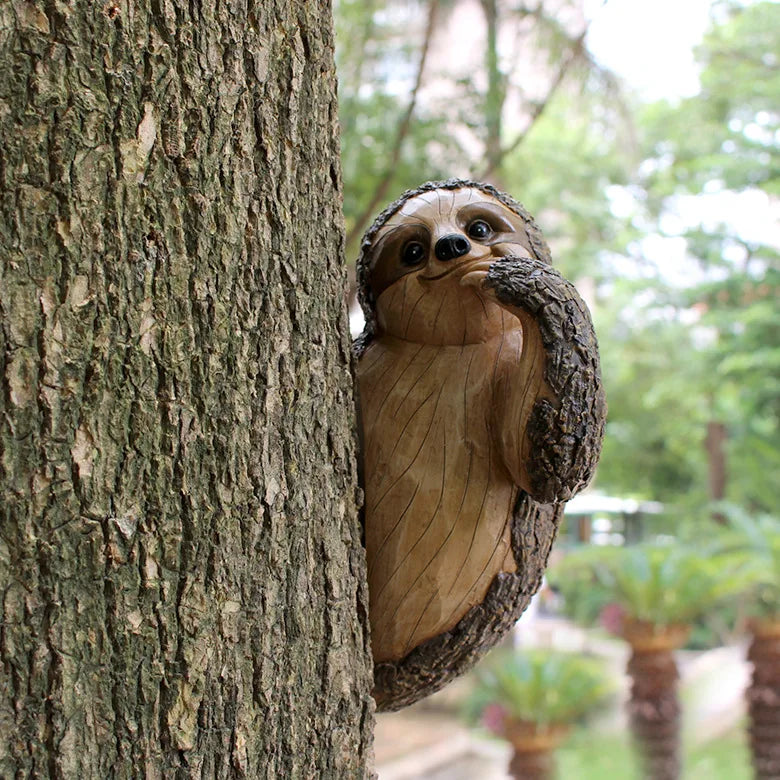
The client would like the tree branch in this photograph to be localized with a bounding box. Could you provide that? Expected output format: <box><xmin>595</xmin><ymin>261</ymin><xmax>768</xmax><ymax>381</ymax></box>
<box><xmin>478</xmin><ymin>26</ymin><xmax>588</xmax><ymax>181</ymax></box>
<box><xmin>345</xmin><ymin>0</ymin><xmax>440</xmax><ymax>251</ymax></box>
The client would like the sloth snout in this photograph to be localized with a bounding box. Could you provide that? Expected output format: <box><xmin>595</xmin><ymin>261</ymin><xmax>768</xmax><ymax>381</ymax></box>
<box><xmin>435</xmin><ymin>234</ymin><xmax>471</xmax><ymax>262</ymax></box>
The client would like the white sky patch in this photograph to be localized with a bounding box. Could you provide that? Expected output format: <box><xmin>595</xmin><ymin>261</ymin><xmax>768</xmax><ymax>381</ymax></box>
<box><xmin>584</xmin><ymin>0</ymin><xmax>780</xmax><ymax>289</ymax></box>
<box><xmin>584</xmin><ymin>0</ymin><xmax>714</xmax><ymax>100</ymax></box>
<box><xmin>606</xmin><ymin>186</ymin><xmax>780</xmax><ymax>290</ymax></box>
<box><xmin>350</xmin><ymin>307</ymin><xmax>366</xmax><ymax>337</ymax></box>
<box><xmin>671</xmin><ymin>189</ymin><xmax>780</xmax><ymax>247</ymax></box>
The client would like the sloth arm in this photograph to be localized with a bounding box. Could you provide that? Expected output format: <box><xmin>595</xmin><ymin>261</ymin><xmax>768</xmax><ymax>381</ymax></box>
<box><xmin>481</xmin><ymin>257</ymin><xmax>607</xmax><ymax>504</ymax></box>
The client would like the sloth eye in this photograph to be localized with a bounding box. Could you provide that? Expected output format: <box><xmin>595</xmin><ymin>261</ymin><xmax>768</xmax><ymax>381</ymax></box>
<box><xmin>467</xmin><ymin>220</ymin><xmax>492</xmax><ymax>240</ymax></box>
<box><xmin>401</xmin><ymin>241</ymin><xmax>426</xmax><ymax>266</ymax></box>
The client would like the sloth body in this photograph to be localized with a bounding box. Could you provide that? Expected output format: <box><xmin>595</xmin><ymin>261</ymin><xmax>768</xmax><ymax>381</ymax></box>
<box><xmin>358</xmin><ymin>189</ymin><xmax>549</xmax><ymax>663</ymax></box>
<box><xmin>361</xmin><ymin>332</ymin><xmax>521</xmax><ymax>663</ymax></box>
<box><xmin>355</xmin><ymin>181</ymin><xmax>606</xmax><ymax>710</ymax></box>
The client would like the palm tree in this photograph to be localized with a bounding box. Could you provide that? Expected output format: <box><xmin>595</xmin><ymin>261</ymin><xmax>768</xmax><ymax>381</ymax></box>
<box><xmin>551</xmin><ymin>542</ymin><xmax>742</xmax><ymax>780</ymax></box>
<box><xmin>714</xmin><ymin>510</ymin><xmax>780</xmax><ymax>780</ymax></box>
<box><xmin>465</xmin><ymin>650</ymin><xmax>611</xmax><ymax>780</ymax></box>
<box><xmin>747</xmin><ymin>620</ymin><xmax>780</xmax><ymax>780</ymax></box>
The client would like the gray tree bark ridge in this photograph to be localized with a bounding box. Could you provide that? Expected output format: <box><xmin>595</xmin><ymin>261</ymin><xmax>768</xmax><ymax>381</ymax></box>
<box><xmin>0</xmin><ymin>1</ymin><xmax>374</xmax><ymax>776</ymax></box>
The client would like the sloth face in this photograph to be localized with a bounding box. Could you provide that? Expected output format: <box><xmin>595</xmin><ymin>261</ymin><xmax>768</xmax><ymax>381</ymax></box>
<box><xmin>366</xmin><ymin>187</ymin><xmax>534</xmax><ymax>345</ymax></box>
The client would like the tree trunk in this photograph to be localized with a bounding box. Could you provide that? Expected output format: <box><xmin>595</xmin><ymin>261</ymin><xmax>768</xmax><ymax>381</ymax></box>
<box><xmin>626</xmin><ymin>649</ymin><xmax>682</xmax><ymax>780</ymax></box>
<box><xmin>0</xmin><ymin>1</ymin><xmax>374</xmax><ymax>777</ymax></box>
<box><xmin>705</xmin><ymin>419</ymin><xmax>728</xmax><ymax>523</ymax></box>
<box><xmin>508</xmin><ymin>748</ymin><xmax>554</xmax><ymax>780</ymax></box>
<box><xmin>747</xmin><ymin>622</ymin><xmax>780</xmax><ymax>780</ymax></box>
<box><xmin>504</xmin><ymin>722</ymin><xmax>568</xmax><ymax>780</ymax></box>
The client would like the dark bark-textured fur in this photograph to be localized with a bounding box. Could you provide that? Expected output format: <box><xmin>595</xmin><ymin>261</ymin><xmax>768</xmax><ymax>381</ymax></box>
<box><xmin>485</xmin><ymin>256</ymin><xmax>606</xmax><ymax>503</ymax></box>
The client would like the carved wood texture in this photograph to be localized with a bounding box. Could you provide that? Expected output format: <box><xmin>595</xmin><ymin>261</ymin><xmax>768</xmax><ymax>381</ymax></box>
<box><xmin>355</xmin><ymin>180</ymin><xmax>606</xmax><ymax>711</ymax></box>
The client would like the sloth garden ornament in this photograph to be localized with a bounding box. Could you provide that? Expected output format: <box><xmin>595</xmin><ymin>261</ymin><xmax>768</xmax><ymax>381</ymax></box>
<box><xmin>354</xmin><ymin>180</ymin><xmax>606</xmax><ymax>711</ymax></box>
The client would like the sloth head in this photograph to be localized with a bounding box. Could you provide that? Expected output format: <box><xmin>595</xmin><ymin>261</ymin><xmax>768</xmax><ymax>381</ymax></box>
<box><xmin>355</xmin><ymin>180</ymin><xmax>551</xmax><ymax>349</ymax></box>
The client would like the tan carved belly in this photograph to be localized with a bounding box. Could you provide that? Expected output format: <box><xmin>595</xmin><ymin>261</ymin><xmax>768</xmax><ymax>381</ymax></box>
<box><xmin>358</xmin><ymin>334</ymin><xmax>520</xmax><ymax>663</ymax></box>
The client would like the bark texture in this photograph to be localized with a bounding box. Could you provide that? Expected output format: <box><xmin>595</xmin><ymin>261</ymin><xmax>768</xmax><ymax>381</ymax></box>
<box><xmin>747</xmin><ymin>629</ymin><xmax>780</xmax><ymax>780</ymax></box>
<box><xmin>486</xmin><ymin>256</ymin><xmax>606</xmax><ymax>503</ymax></box>
<box><xmin>507</xmin><ymin>748</ymin><xmax>554</xmax><ymax>780</ymax></box>
<box><xmin>0</xmin><ymin>1</ymin><xmax>373</xmax><ymax>777</ymax></box>
<box><xmin>627</xmin><ymin>649</ymin><xmax>681</xmax><ymax>780</ymax></box>
<box><xmin>504</xmin><ymin>722</ymin><xmax>567</xmax><ymax>780</ymax></box>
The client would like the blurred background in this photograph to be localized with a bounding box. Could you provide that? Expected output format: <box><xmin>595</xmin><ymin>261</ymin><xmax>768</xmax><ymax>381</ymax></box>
<box><xmin>334</xmin><ymin>0</ymin><xmax>779</xmax><ymax>776</ymax></box>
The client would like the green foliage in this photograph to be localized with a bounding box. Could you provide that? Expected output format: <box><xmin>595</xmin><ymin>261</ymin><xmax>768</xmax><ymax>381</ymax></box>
<box><xmin>690</xmin><ymin>268</ymin><xmax>780</xmax><ymax>510</ymax></box>
<box><xmin>335</xmin><ymin>0</ymin><xmax>456</xmax><ymax>247</ymax></box>
<box><xmin>502</xmin><ymin>93</ymin><xmax>636</xmax><ymax>282</ymax></box>
<box><xmin>547</xmin><ymin>545</ymin><xmax>616</xmax><ymax>626</ymax></box>
<box><xmin>555</xmin><ymin>729</ymin><xmax>751</xmax><ymax>780</ymax></box>
<box><xmin>595</xmin><ymin>1</ymin><xmax>780</xmax><ymax>512</ymax></box>
<box><xmin>465</xmin><ymin>649</ymin><xmax>612</xmax><ymax>727</ymax></box>
<box><xmin>334</xmin><ymin>0</ymin><xmax>620</xmax><ymax>255</ymax></box>
<box><xmin>550</xmin><ymin>542</ymin><xmax>748</xmax><ymax>626</ymax></box>
<box><xmin>557</xmin><ymin>731</ymin><xmax>641</xmax><ymax>780</ymax></box>
<box><xmin>685</xmin><ymin>730</ymin><xmax>752</xmax><ymax>780</ymax></box>
<box><xmin>339</xmin><ymin>90</ymin><xmax>454</xmax><ymax>239</ymax></box>
<box><xmin>640</xmin><ymin>1</ymin><xmax>780</xmax><ymax>199</ymax></box>
<box><xmin>335</xmin><ymin>0</ymin><xmax>779</xmax><ymax>518</ymax></box>
<box><xmin>712</xmin><ymin>506</ymin><xmax>780</xmax><ymax>619</ymax></box>
<box><xmin>596</xmin><ymin>299</ymin><xmax>712</xmax><ymax>506</ymax></box>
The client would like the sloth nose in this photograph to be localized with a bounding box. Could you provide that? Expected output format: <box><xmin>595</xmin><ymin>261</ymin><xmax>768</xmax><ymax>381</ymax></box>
<box><xmin>435</xmin><ymin>234</ymin><xmax>471</xmax><ymax>262</ymax></box>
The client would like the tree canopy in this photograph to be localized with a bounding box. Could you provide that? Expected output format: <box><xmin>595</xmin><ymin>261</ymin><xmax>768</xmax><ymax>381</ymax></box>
<box><xmin>335</xmin><ymin>0</ymin><xmax>779</xmax><ymax>521</ymax></box>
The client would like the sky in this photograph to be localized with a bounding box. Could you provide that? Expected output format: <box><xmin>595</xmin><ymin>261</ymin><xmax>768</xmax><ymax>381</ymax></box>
<box><xmin>583</xmin><ymin>0</ymin><xmax>715</xmax><ymax>100</ymax></box>
<box><xmin>582</xmin><ymin>0</ymin><xmax>779</xmax><ymax>287</ymax></box>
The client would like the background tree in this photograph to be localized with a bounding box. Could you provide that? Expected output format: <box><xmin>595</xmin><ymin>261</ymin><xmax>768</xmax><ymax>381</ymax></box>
<box><xmin>550</xmin><ymin>543</ymin><xmax>744</xmax><ymax>780</ymax></box>
<box><xmin>0</xmin><ymin>1</ymin><xmax>373</xmax><ymax>776</ymax></box>
<box><xmin>597</xmin><ymin>0</ymin><xmax>780</xmax><ymax>514</ymax></box>
<box><xmin>714</xmin><ymin>509</ymin><xmax>780</xmax><ymax>779</ymax></box>
<box><xmin>337</xmin><ymin>0</ymin><xmax>454</xmax><ymax>255</ymax></box>
<box><xmin>466</xmin><ymin>649</ymin><xmax>612</xmax><ymax>780</ymax></box>
<box><xmin>333</xmin><ymin>0</ymin><xmax>778</xmax><ymax>773</ymax></box>
<box><xmin>336</xmin><ymin>0</ymin><xmax>613</xmax><ymax>256</ymax></box>
<box><xmin>337</xmin><ymin>0</ymin><xmax>779</xmax><ymax>526</ymax></box>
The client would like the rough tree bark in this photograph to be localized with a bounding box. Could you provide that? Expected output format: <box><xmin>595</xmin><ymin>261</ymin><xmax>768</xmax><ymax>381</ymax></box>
<box><xmin>0</xmin><ymin>1</ymin><xmax>374</xmax><ymax>777</ymax></box>
<box><xmin>627</xmin><ymin>648</ymin><xmax>681</xmax><ymax>780</ymax></box>
<box><xmin>747</xmin><ymin>621</ymin><xmax>780</xmax><ymax>780</ymax></box>
<box><xmin>622</xmin><ymin>621</ymin><xmax>690</xmax><ymax>780</ymax></box>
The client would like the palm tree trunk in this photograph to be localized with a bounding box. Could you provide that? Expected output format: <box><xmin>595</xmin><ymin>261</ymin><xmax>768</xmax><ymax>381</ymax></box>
<box><xmin>508</xmin><ymin>747</ymin><xmax>555</xmax><ymax>780</ymax></box>
<box><xmin>505</xmin><ymin>722</ymin><xmax>568</xmax><ymax>780</ymax></box>
<box><xmin>747</xmin><ymin>622</ymin><xmax>780</xmax><ymax>780</ymax></box>
<box><xmin>621</xmin><ymin>620</ymin><xmax>688</xmax><ymax>780</ymax></box>
<box><xmin>626</xmin><ymin>648</ymin><xmax>682</xmax><ymax>780</ymax></box>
